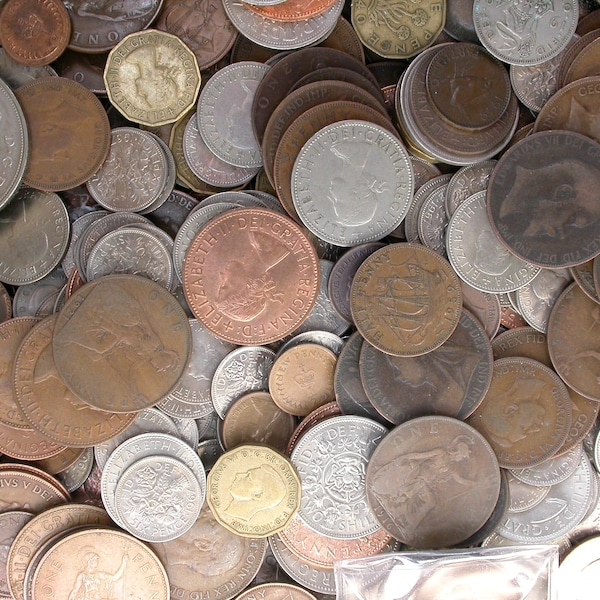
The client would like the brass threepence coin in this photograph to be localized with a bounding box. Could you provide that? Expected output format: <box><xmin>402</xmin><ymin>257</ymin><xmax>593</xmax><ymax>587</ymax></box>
<box><xmin>15</xmin><ymin>77</ymin><xmax>110</xmax><ymax>192</ymax></box>
<box><xmin>350</xmin><ymin>243</ymin><xmax>462</xmax><ymax>356</ymax></box>
<box><xmin>183</xmin><ymin>208</ymin><xmax>320</xmax><ymax>346</ymax></box>
<box><xmin>487</xmin><ymin>130</ymin><xmax>600</xmax><ymax>268</ymax></box>
<box><xmin>52</xmin><ymin>274</ymin><xmax>192</xmax><ymax>413</ymax></box>
<box><xmin>104</xmin><ymin>29</ymin><xmax>201</xmax><ymax>127</ymax></box>
<box><xmin>207</xmin><ymin>444</ymin><xmax>301</xmax><ymax>537</ymax></box>
<box><xmin>365</xmin><ymin>415</ymin><xmax>501</xmax><ymax>548</ymax></box>
<box><xmin>467</xmin><ymin>357</ymin><xmax>572</xmax><ymax>469</ymax></box>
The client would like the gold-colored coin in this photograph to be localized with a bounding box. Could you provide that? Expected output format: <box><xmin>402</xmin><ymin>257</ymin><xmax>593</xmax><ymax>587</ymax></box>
<box><xmin>207</xmin><ymin>444</ymin><xmax>301</xmax><ymax>538</ymax></box>
<box><xmin>351</xmin><ymin>0</ymin><xmax>446</xmax><ymax>59</ymax></box>
<box><xmin>104</xmin><ymin>29</ymin><xmax>201</xmax><ymax>127</ymax></box>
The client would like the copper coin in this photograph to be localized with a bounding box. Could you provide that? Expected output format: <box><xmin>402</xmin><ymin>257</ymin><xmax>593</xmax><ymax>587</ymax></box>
<box><xmin>487</xmin><ymin>130</ymin><xmax>600</xmax><ymax>268</ymax></box>
<box><xmin>13</xmin><ymin>315</ymin><xmax>137</xmax><ymax>447</ymax></box>
<box><xmin>0</xmin><ymin>0</ymin><xmax>71</xmax><ymax>67</ymax></box>
<box><xmin>0</xmin><ymin>420</ymin><xmax>65</xmax><ymax>460</ymax></box>
<box><xmin>557</xmin><ymin>30</ymin><xmax>600</xmax><ymax>88</ymax></box>
<box><xmin>576</xmin><ymin>9</ymin><xmax>600</xmax><ymax>36</ymax></box>
<box><xmin>53</xmin><ymin>50</ymin><xmax>107</xmax><ymax>95</ymax></box>
<box><xmin>491</xmin><ymin>326</ymin><xmax>552</xmax><ymax>366</ymax></box>
<box><xmin>52</xmin><ymin>274</ymin><xmax>192</xmax><ymax>413</ymax></box>
<box><xmin>244</xmin><ymin>0</ymin><xmax>337</xmax><ymax>21</ymax></box>
<box><xmin>15</xmin><ymin>77</ymin><xmax>110</xmax><ymax>192</ymax></box>
<box><xmin>563</xmin><ymin>38</ymin><xmax>600</xmax><ymax>85</ymax></box>
<box><xmin>0</xmin><ymin>283</ymin><xmax>11</xmax><ymax>323</ymax></box>
<box><xmin>571</xmin><ymin>258</ymin><xmax>600</xmax><ymax>304</ymax></box>
<box><xmin>350</xmin><ymin>243</ymin><xmax>462</xmax><ymax>357</ymax></box>
<box><xmin>285</xmin><ymin>401</ymin><xmax>341</xmax><ymax>455</ymax></box>
<box><xmin>548</xmin><ymin>281</ymin><xmax>600</xmax><ymax>401</ymax></box>
<box><xmin>183</xmin><ymin>208</ymin><xmax>320</xmax><ymax>345</ymax></box>
<box><xmin>33</xmin><ymin>446</ymin><xmax>85</xmax><ymax>475</ymax></box>
<box><xmin>0</xmin><ymin>466</ymin><xmax>69</xmax><ymax>513</ymax></box>
<box><xmin>466</xmin><ymin>357</ymin><xmax>572</xmax><ymax>468</ymax></box>
<box><xmin>365</xmin><ymin>415</ymin><xmax>501</xmax><ymax>548</ymax></box>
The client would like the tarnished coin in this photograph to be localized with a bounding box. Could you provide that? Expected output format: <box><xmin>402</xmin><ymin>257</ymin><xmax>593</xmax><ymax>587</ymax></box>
<box><xmin>511</xmin><ymin>443</ymin><xmax>583</xmax><ymax>487</ymax></box>
<box><xmin>0</xmin><ymin>48</ymin><xmax>57</xmax><ymax>91</ymax></box>
<box><xmin>207</xmin><ymin>444</ymin><xmax>301</xmax><ymax>537</ymax></box>
<box><xmin>446</xmin><ymin>160</ymin><xmax>497</xmax><ymax>218</ymax></box>
<box><xmin>30</xmin><ymin>528</ymin><xmax>169</xmax><ymax>600</ymax></box>
<box><xmin>492</xmin><ymin>326</ymin><xmax>552</xmax><ymax>365</ymax></box>
<box><xmin>33</xmin><ymin>446</ymin><xmax>85</xmax><ymax>476</ymax></box>
<box><xmin>183</xmin><ymin>208</ymin><xmax>320</xmax><ymax>346</ymax></box>
<box><xmin>150</xmin><ymin>502</ymin><xmax>267</xmax><ymax>600</ymax></box>
<box><xmin>52</xmin><ymin>274</ymin><xmax>192</xmax><ymax>413</ymax></box>
<box><xmin>56</xmin><ymin>446</ymin><xmax>94</xmax><ymax>492</ymax></box>
<box><xmin>15</xmin><ymin>77</ymin><xmax>110</xmax><ymax>192</ymax></box>
<box><xmin>104</xmin><ymin>29</ymin><xmax>201</xmax><ymax>127</ymax></box>
<box><xmin>0</xmin><ymin>420</ymin><xmax>66</xmax><ymax>461</ymax></box>
<box><xmin>0</xmin><ymin>511</ymin><xmax>33</xmax><ymax>598</ymax></box>
<box><xmin>461</xmin><ymin>282</ymin><xmax>502</xmax><ymax>339</ymax></box>
<box><xmin>350</xmin><ymin>243</ymin><xmax>462</xmax><ymax>356</ymax></box>
<box><xmin>467</xmin><ymin>357</ymin><xmax>572</xmax><ymax>469</ymax></box>
<box><xmin>365</xmin><ymin>415</ymin><xmax>501</xmax><ymax>548</ymax></box>
<box><xmin>0</xmin><ymin>466</ymin><xmax>69</xmax><ymax>512</ymax></box>
<box><xmin>0</xmin><ymin>283</ymin><xmax>11</xmax><ymax>323</ymax></box>
<box><xmin>236</xmin><ymin>583</ymin><xmax>317</xmax><ymax>600</ymax></box>
<box><xmin>286</xmin><ymin>401</ymin><xmax>342</xmax><ymax>455</ymax></box>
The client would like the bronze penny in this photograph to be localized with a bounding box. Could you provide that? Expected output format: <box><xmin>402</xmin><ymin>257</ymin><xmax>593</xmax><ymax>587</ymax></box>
<box><xmin>15</xmin><ymin>77</ymin><xmax>110</xmax><ymax>192</ymax></box>
<box><xmin>557</xmin><ymin>29</ymin><xmax>600</xmax><ymax>88</ymax></box>
<box><xmin>556</xmin><ymin>388</ymin><xmax>599</xmax><ymax>456</ymax></box>
<box><xmin>491</xmin><ymin>326</ymin><xmax>552</xmax><ymax>366</ymax></box>
<box><xmin>563</xmin><ymin>38</ymin><xmax>600</xmax><ymax>85</ymax></box>
<box><xmin>365</xmin><ymin>415</ymin><xmax>501</xmax><ymax>548</ymax></box>
<box><xmin>245</xmin><ymin>0</ymin><xmax>338</xmax><ymax>21</ymax></box>
<box><xmin>350</xmin><ymin>243</ymin><xmax>462</xmax><ymax>357</ymax></box>
<box><xmin>466</xmin><ymin>357</ymin><xmax>572</xmax><ymax>469</ymax></box>
<box><xmin>0</xmin><ymin>465</ymin><xmax>69</xmax><ymax>513</ymax></box>
<box><xmin>318</xmin><ymin>15</ymin><xmax>366</xmax><ymax>64</ymax></box>
<box><xmin>0</xmin><ymin>283</ymin><xmax>11</xmax><ymax>323</ymax></box>
<box><xmin>571</xmin><ymin>259</ymin><xmax>600</xmax><ymax>304</ymax></box>
<box><xmin>33</xmin><ymin>446</ymin><xmax>85</xmax><ymax>475</ymax></box>
<box><xmin>576</xmin><ymin>9</ymin><xmax>600</xmax><ymax>36</ymax></box>
<box><xmin>53</xmin><ymin>50</ymin><xmax>107</xmax><ymax>95</ymax></box>
<box><xmin>183</xmin><ymin>208</ymin><xmax>320</xmax><ymax>346</ymax></box>
<box><xmin>487</xmin><ymin>130</ymin><xmax>600</xmax><ymax>268</ymax></box>
<box><xmin>548</xmin><ymin>281</ymin><xmax>600</xmax><ymax>401</ymax></box>
<box><xmin>0</xmin><ymin>420</ymin><xmax>66</xmax><ymax>460</ymax></box>
<box><xmin>13</xmin><ymin>315</ymin><xmax>137</xmax><ymax>447</ymax></box>
<box><xmin>285</xmin><ymin>401</ymin><xmax>341</xmax><ymax>455</ymax></box>
<box><xmin>52</xmin><ymin>274</ymin><xmax>192</xmax><ymax>413</ymax></box>
<box><xmin>0</xmin><ymin>0</ymin><xmax>71</xmax><ymax>67</ymax></box>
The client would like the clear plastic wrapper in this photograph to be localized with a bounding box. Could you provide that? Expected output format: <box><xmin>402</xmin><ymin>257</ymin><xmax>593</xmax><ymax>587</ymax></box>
<box><xmin>335</xmin><ymin>545</ymin><xmax>558</xmax><ymax>600</ymax></box>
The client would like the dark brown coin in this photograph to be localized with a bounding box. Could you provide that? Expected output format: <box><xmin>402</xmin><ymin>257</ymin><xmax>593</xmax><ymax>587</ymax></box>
<box><xmin>15</xmin><ymin>77</ymin><xmax>111</xmax><ymax>192</ymax></box>
<box><xmin>0</xmin><ymin>465</ymin><xmax>69</xmax><ymax>512</ymax></box>
<box><xmin>571</xmin><ymin>258</ymin><xmax>600</xmax><ymax>304</ymax></box>
<box><xmin>52</xmin><ymin>274</ymin><xmax>192</xmax><ymax>413</ymax></box>
<box><xmin>0</xmin><ymin>283</ymin><xmax>11</xmax><ymax>323</ymax></box>
<box><xmin>557</xmin><ymin>29</ymin><xmax>600</xmax><ymax>88</ymax></box>
<box><xmin>0</xmin><ymin>0</ymin><xmax>71</xmax><ymax>67</ymax></box>
<box><xmin>0</xmin><ymin>420</ymin><xmax>66</xmax><ymax>461</ymax></box>
<box><xmin>365</xmin><ymin>415</ymin><xmax>501</xmax><ymax>548</ymax></box>
<box><xmin>557</xmin><ymin>388</ymin><xmax>599</xmax><ymax>456</ymax></box>
<box><xmin>466</xmin><ymin>357</ymin><xmax>572</xmax><ymax>469</ymax></box>
<box><xmin>318</xmin><ymin>15</ymin><xmax>366</xmax><ymax>64</ymax></box>
<box><xmin>487</xmin><ymin>130</ymin><xmax>600</xmax><ymax>268</ymax></box>
<box><xmin>576</xmin><ymin>9</ymin><xmax>600</xmax><ymax>36</ymax></box>
<box><xmin>491</xmin><ymin>326</ymin><xmax>552</xmax><ymax>366</ymax></box>
<box><xmin>350</xmin><ymin>243</ymin><xmax>462</xmax><ymax>357</ymax></box>
<box><xmin>53</xmin><ymin>50</ymin><xmax>107</xmax><ymax>95</ymax></box>
<box><xmin>563</xmin><ymin>38</ymin><xmax>600</xmax><ymax>85</ymax></box>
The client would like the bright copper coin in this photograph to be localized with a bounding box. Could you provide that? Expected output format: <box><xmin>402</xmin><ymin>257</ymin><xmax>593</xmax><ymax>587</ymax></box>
<box><xmin>285</xmin><ymin>401</ymin><xmax>341</xmax><ymax>455</ymax></box>
<box><xmin>0</xmin><ymin>0</ymin><xmax>71</xmax><ymax>67</ymax></box>
<box><xmin>487</xmin><ymin>130</ymin><xmax>600</xmax><ymax>268</ymax></box>
<box><xmin>0</xmin><ymin>283</ymin><xmax>11</xmax><ymax>323</ymax></box>
<box><xmin>183</xmin><ymin>208</ymin><xmax>320</xmax><ymax>346</ymax></box>
<box><xmin>0</xmin><ymin>420</ymin><xmax>66</xmax><ymax>461</ymax></box>
<box><xmin>466</xmin><ymin>357</ymin><xmax>572</xmax><ymax>468</ymax></box>
<box><xmin>13</xmin><ymin>315</ymin><xmax>137</xmax><ymax>447</ymax></box>
<box><xmin>365</xmin><ymin>415</ymin><xmax>501</xmax><ymax>548</ymax></box>
<box><xmin>0</xmin><ymin>465</ymin><xmax>69</xmax><ymax>513</ymax></box>
<box><xmin>350</xmin><ymin>243</ymin><xmax>462</xmax><ymax>357</ymax></box>
<box><xmin>15</xmin><ymin>77</ymin><xmax>111</xmax><ymax>192</ymax></box>
<box><xmin>244</xmin><ymin>0</ymin><xmax>338</xmax><ymax>21</ymax></box>
<box><xmin>52</xmin><ymin>274</ymin><xmax>192</xmax><ymax>413</ymax></box>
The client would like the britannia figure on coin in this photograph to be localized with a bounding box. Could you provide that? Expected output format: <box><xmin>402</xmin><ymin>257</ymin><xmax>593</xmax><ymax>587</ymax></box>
<box><xmin>67</xmin><ymin>548</ymin><xmax>128</xmax><ymax>600</ymax></box>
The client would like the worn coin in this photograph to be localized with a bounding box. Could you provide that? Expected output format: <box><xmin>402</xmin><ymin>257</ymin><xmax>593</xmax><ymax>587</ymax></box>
<box><xmin>55</xmin><ymin>446</ymin><xmax>94</xmax><ymax>492</ymax></box>
<box><xmin>0</xmin><ymin>511</ymin><xmax>33</xmax><ymax>599</ymax></box>
<box><xmin>0</xmin><ymin>420</ymin><xmax>66</xmax><ymax>461</ymax></box>
<box><xmin>0</xmin><ymin>465</ymin><xmax>69</xmax><ymax>512</ymax></box>
<box><xmin>511</xmin><ymin>443</ymin><xmax>583</xmax><ymax>487</ymax></box>
<box><xmin>33</xmin><ymin>446</ymin><xmax>85</xmax><ymax>476</ymax></box>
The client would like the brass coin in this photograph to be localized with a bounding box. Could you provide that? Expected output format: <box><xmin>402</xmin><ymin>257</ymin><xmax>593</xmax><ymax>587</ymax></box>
<box><xmin>14</xmin><ymin>77</ymin><xmax>110</xmax><ymax>192</ymax></box>
<box><xmin>52</xmin><ymin>274</ymin><xmax>192</xmax><ymax>413</ymax></box>
<box><xmin>183</xmin><ymin>208</ymin><xmax>320</xmax><ymax>346</ymax></box>
<box><xmin>350</xmin><ymin>243</ymin><xmax>462</xmax><ymax>356</ymax></box>
<box><xmin>207</xmin><ymin>444</ymin><xmax>301</xmax><ymax>538</ymax></box>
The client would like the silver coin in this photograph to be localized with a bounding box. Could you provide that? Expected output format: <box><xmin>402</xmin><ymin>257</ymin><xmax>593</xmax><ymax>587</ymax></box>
<box><xmin>100</xmin><ymin>432</ymin><xmax>207</xmax><ymax>529</ymax></box>
<box><xmin>290</xmin><ymin>415</ymin><xmax>388</xmax><ymax>539</ymax></box>
<box><xmin>0</xmin><ymin>187</ymin><xmax>69</xmax><ymax>285</ymax></box>
<box><xmin>197</xmin><ymin>62</ymin><xmax>270</xmax><ymax>168</ymax></box>
<box><xmin>12</xmin><ymin>266</ymin><xmax>67</xmax><ymax>317</ymax></box>
<box><xmin>559</xmin><ymin>535</ymin><xmax>600</xmax><ymax>600</ymax></box>
<box><xmin>445</xmin><ymin>160</ymin><xmax>497</xmax><ymax>218</ymax></box>
<box><xmin>168</xmin><ymin>416</ymin><xmax>200</xmax><ymax>449</ymax></box>
<box><xmin>446</xmin><ymin>191</ymin><xmax>541</xmax><ymax>293</ymax></box>
<box><xmin>506</xmin><ymin>472</ymin><xmax>550</xmax><ymax>513</ymax></box>
<box><xmin>115</xmin><ymin>454</ymin><xmax>202</xmax><ymax>542</ymax></box>
<box><xmin>86</xmin><ymin>127</ymin><xmax>168</xmax><ymax>212</ymax></box>
<box><xmin>291</xmin><ymin>120</ymin><xmax>413</xmax><ymax>247</ymax></box>
<box><xmin>405</xmin><ymin>175</ymin><xmax>453</xmax><ymax>244</ymax></box>
<box><xmin>417</xmin><ymin>183</ymin><xmax>449</xmax><ymax>256</ymax></box>
<box><xmin>0</xmin><ymin>78</ymin><xmax>28</xmax><ymax>211</ymax></box>
<box><xmin>196</xmin><ymin>438</ymin><xmax>224</xmax><ymax>472</ymax></box>
<box><xmin>127</xmin><ymin>222</ymin><xmax>175</xmax><ymax>256</ymax></box>
<box><xmin>61</xmin><ymin>210</ymin><xmax>108</xmax><ymax>278</ymax></box>
<box><xmin>0</xmin><ymin>48</ymin><xmax>57</xmax><ymax>90</ymax></box>
<box><xmin>211</xmin><ymin>346</ymin><xmax>275</xmax><ymax>419</ymax></box>
<box><xmin>56</xmin><ymin>447</ymin><xmax>94</xmax><ymax>492</ymax></box>
<box><xmin>276</xmin><ymin>330</ymin><xmax>344</xmax><ymax>359</ymax></box>
<box><xmin>473</xmin><ymin>0</ymin><xmax>578</xmax><ymax>66</ymax></box>
<box><xmin>511</xmin><ymin>443</ymin><xmax>583</xmax><ymax>487</ymax></box>
<box><xmin>0</xmin><ymin>510</ymin><xmax>34</xmax><ymax>597</ymax></box>
<box><xmin>139</xmin><ymin>132</ymin><xmax>178</xmax><ymax>215</ymax></box>
<box><xmin>196</xmin><ymin>409</ymin><xmax>221</xmax><ymax>442</ymax></box>
<box><xmin>461</xmin><ymin>281</ymin><xmax>502</xmax><ymax>340</ymax></box>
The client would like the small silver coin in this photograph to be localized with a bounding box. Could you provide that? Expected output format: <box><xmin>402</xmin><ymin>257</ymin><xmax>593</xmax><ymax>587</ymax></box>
<box><xmin>511</xmin><ymin>443</ymin><xmax>584</xmax><ymax>487</ymax></box>
<box><xmin>56</xmin><ymin>447</ymin><xmax>94</xmax><ymax>492</ymax></box>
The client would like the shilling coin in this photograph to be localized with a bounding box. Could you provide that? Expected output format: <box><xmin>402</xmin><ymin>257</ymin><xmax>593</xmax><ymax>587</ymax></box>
<box><xmin>0</xmin><ymin>48</ymin><xmax>57</xmax><ymax>91</ymax></box>
<box><xmin>285</xmin><ymin>401</ymin><xmax>342</xmax><ymax>456</ymax></box>
<box><xmin>511</xmin><ymin>443</ymin><xmax>583</xmax><ymax>487</ymax></box>
<box><xmin>445</xmin><ymin>160</ymin><xmax>497</xmax><ymax>218</ymax></box>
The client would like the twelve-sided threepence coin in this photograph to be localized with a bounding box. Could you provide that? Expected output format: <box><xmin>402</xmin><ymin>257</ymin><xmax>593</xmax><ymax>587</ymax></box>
<box><xmin>291</xmin><ymin>120</ymin><xmax>414</xmax><ymax>247</ymax></box>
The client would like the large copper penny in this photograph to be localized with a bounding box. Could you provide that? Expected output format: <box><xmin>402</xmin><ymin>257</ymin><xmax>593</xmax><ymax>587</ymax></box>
<box><xmin>236</xmin><ymin>583</ymin><xmax>316</xmax><ymax>600</ymax></box>
<box><xmin>467</xmin><ymin>357</ymin><xmax>572</xmax><ymax>468</ymax></box>
<box><xmin>15</xmin><ymin>77</ymin><xmax>110</xmax><ymax>192</ymax></box>
<box><xmin>0</xmin><ymin>0</ymin><xmax>71</xmax><ymax>67</ymax></box>
<box><xmin>487</xmin><ymin>130</ymin><xmax>600</xmax><ymax>268</ymax></box>
<box><xmin>0</xmin><ymin>466</ymin><xmax>69</xmax><ymax>513</ymax></box>
<box><xmin>350</xmin><ymin>243</ymin><xmax>462</xmax><ymax>356</ymax></box>
<box><xmin>0</xmin><ymin>421</ymin><xmax>66</xmax><ymax>460</ymax></box>
<box><xmin>365</xmin><ymin>416</ymin><xmax>501</xmax><ymax>548</ymax></box>
<box><xmin>183</xmin><ymin>208</ymin><xmax>320</xmax><ymax>345</ymax></box>
<box><xmin>52</xmin><ymin>274</ymin><xmax>192</xmax><ymax>413</ymax></box>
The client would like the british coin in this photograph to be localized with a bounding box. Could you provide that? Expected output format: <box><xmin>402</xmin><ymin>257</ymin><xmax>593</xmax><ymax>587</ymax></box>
<box><xmin>445</xmin><ymin>160</ymin><xmax>497</xmax><ymax>218</ymax></box>
<box><xmin>571</xmin><ymin>259</ymin><xmax>600</xmax><ymax>304</ymax></box>
<box><xmin>13</xmin><ymin>315</ymin><xmax>137</xmax><ymax>447</ymax></box>
<box><xmin>511</xmin><ymin>443</ymin><xmax>583</xmax><ymax>487</ymax></box>
<box><xmin>207</xmin><ymin>444</ymin><xmax>301</xmax><ymax>538</ymax></box>
<box><xmin>0</xmin><ymin>420</ymin><xmax>66</xmax><ymax>461</ymax></box>
<box><xmin>197</xmin><ymin>439</ymin><xmax>224</xmax><ymax>471</ymax></box>
<box><xmin>12</xmin><ymin>266</ymin><xmax>67</xmax><ymax>317</ymax></box>
<box><xmin>559</xmin><ymin>536</ymin><xmax>600</xmax><ymax>600</ymax></box>
<box><xmin>492</xmin><ymin>326</ymin><xmax>552</xmax><ymax>365</ymax></box>
<box><xmin>416</xmin><ymin>182</ymin><xmax>449</xmax><ymax>256</ymax></box>
<box><xmin>33</xmin><ymin>446</ymin><xmax>84</xmax><ymax>476</ymax></box>
<box><xmin>164</xmin><ymin>415</ymin><xmax>200</xmax><ymax>448</ymax></box>
<box><xmin>52</xmin><ymin>274</ymin><xmax>192</xmax><ymax>413</ymax></box>
<box><xmin>61</xmin><ymin>211</ymin><xmax>108</xmax><ymax>278</ymax></box>
<box><xmin>30</xmin><ymin>528</ymin><xmax>169</xmax><ymax>600</ymax></box>
<box><xmin>461</xmin><ymin>282</ymin><xmax>502</xmax><ymax>339</ymax></box>
<box><xmin>446</xmin><ymin>191</ymin><xmax>541</xmax><ymax>293</ymax></box>
<box><xmin>183</xmin><ymin>208</ymin><xmax>320</xmax><ymax>346</ymax></box>
<box><xmin>0</xmin><ymin>466</ymin><xmax>69</xmax><ymax>512</ymax></box>
<box><xmin>245</xmin><ymin>0</ymin><xmax>337</xmax><ymax>20</ymax></box>
<box><xmin>506</xmin><ymin>473</ymin><xmax>550</xmax><ymax>513</ymax></box>
<box><xmin>467</xmin><ymin>357</ymin><xmax>572</xmax><ymax>469</ymax></box>
<box><xmin>276</xmin><ymin>330</ymin><xmax>344</xmax><ymax>358</ymax></box>
<box><xmin>291</xmin><ymin>120</ymin><xmax>413</xmax><ymax>247</ymax></box>
<box><xmin>147</xmin><ymin>188</ymin><xmax>200</xmax><ymax>239</ymax></box>
<box><xmin>139</xmin><ymin>133</ymin><xmax>177</xmax><ymax>215</ymax></box>
<box><xmin>104</xmin><ymin>29</ymin><xmax>201</xmax><ymax>127</ymax></box>
<box><xmin>0</xmin><ymin>511</ymin><xmax>33</xmax><ymax>598</ymax></box>
<box><xmin>487</xmin><ymin>131</ymin><xmax>600</xmax><ymax>268</ymax></box>
<box><xmin>350</xmin><ymin>243</ymin><xmax>462</xmax><ymax>357</ymax></box>
<box><xmin>15</xmin><ymin>77</ymin><xmax>110</xmax><ymax>192</ymax></box>
<box><xmin>53</xmin><ymin>49</ymin><xmax>107</xmax><ymax>95</ymax></box>
<box><xmin>286</xmin><ymin>401</ymin><xmax>342</xmax><ymax>456</ymax></box>
<box><xmin>365</xmin><ymin>415</ymin><xmax>501</xmax><ymax>548</ymax></box>
<box><xmin>0</xmin><ymin>284</ymin><xmax>11</xmax><ymax>323</ymax></box>
<box><xmin>55</xmin><ymin>446</ymin><xmax>94</xmax><ymax>492</ymax></box>
<box><xmin>473</xmin><ymin>0</ymin><xmax>578</xmax><ymax>65</ymax></box>
<box><xmin>563</xmin><ymin>37</ymin><xmax>600</xmax><ymax>84</ymax></box>
<box><xmin>197</xmin><ymin>61</ymin><xmax>270</xmax><ymax>168</ymax></box>
<box><xmin>0</xmin><ymin>48</ymin><xmax>57</xmax><ymax>90</ymax></box>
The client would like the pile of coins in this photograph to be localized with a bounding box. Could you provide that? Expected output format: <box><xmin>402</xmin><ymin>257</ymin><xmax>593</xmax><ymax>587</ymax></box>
<box><xmin>1</xmin><ymin>0</ymin><xmax>600</xmax><ymax>599</ymax></box>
